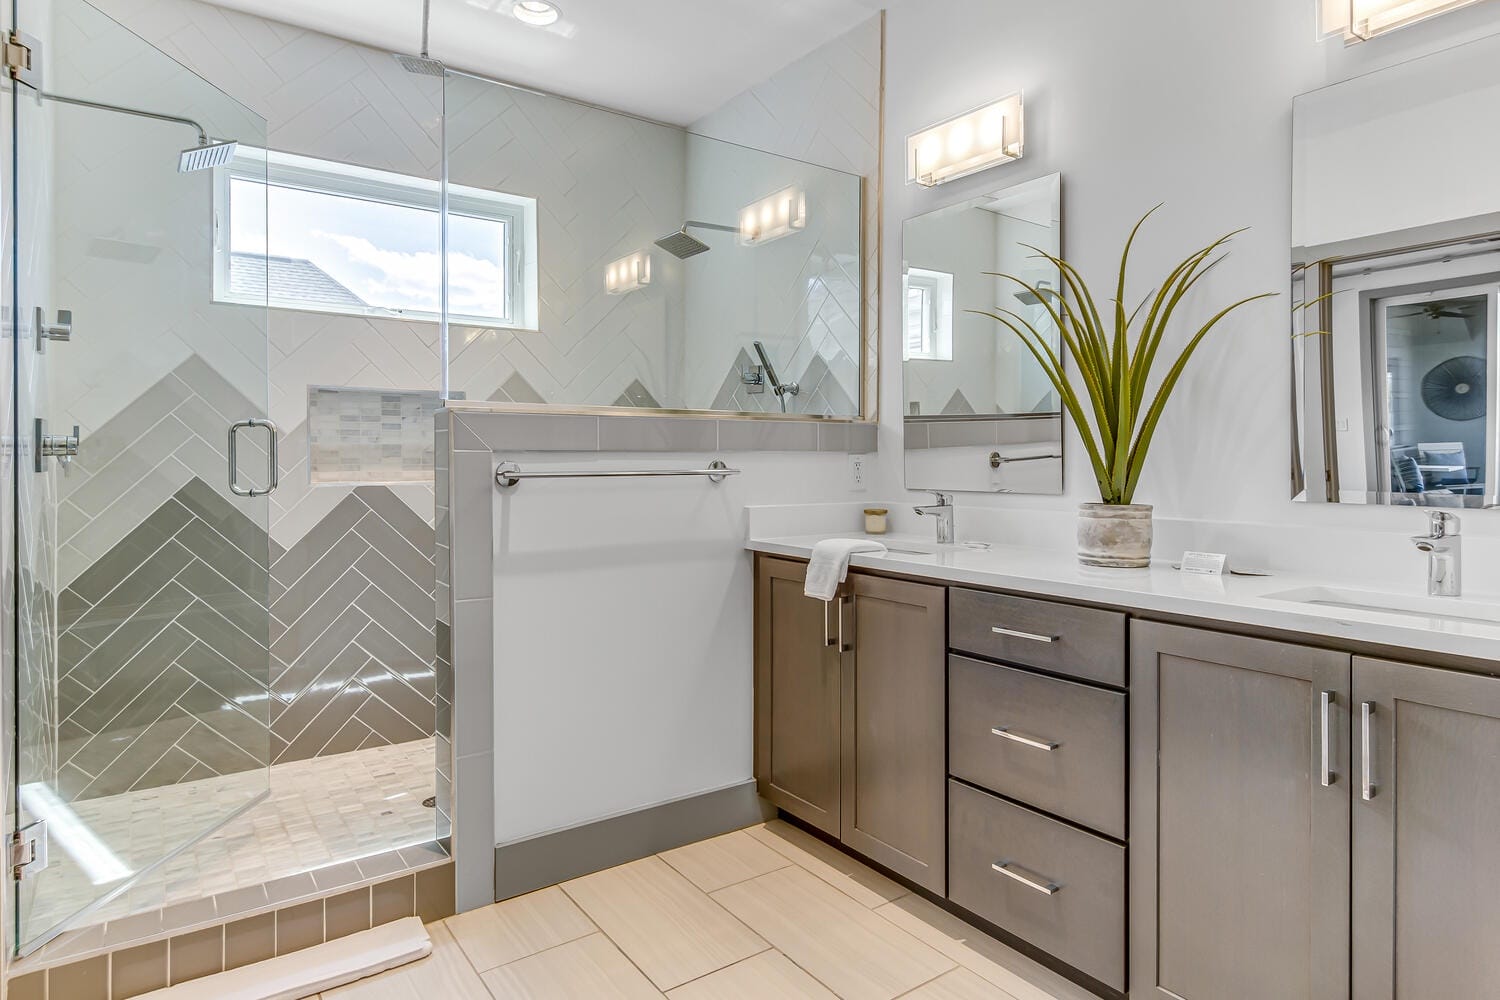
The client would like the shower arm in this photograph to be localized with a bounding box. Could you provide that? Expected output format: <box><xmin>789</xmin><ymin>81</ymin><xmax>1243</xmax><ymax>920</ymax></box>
<box><xmin>41</xmin><ymin>92</ymin><xmax>210</xmax><ymax>146</ymax></box>
<box><xmin>684</xmin><ymin>221</ymin><xmax>739</xmax><ymax>234</ymax></box>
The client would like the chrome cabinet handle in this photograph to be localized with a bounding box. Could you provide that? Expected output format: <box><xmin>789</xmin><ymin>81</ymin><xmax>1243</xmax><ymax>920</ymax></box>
<box><xmin>837</xmin><ymin>595</ymin><xmax>850</xmax><ymax>653</ymax></box>
<box><xmin>991</xmin><ymin>726</ymin><xmax>1059</xmax><ymax>751</ymax></box>
<box><xmin>1361</xmin><ymin>701</ymin><xmax>1376</xmax><ymax>801</ymax></box>
<box><xmin>1320</xmin><ymin>690</ymin><xmax>1335</xmax><ymax>787</ymax></box>
<box><xmin>991</xmin><ymin>861</ymin><xmax>1060</xmax><ymax>896</ymax></box>
<box><xmin>824</xmin><ymin>598</ymin><xmax>837</xmax><ymax>648</ymax></box>
<box><xmin>991</xmin><ymin>626</ymin><xmax>1058</xmax><ymax>644</ymax></box>
<box><xmin>227</xmin><ymin>418</ymin><xmax>280</xmax><ymax>498</ymax></box>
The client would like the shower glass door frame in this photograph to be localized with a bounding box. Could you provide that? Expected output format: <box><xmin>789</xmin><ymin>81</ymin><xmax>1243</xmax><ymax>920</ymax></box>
<box><xmin>6</xmin><ymin>0</ymin><xmax>275</xmax><ymax>956</ymax></box>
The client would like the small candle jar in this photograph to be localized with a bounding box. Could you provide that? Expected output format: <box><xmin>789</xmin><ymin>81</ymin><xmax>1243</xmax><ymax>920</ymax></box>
<box><xmin>864</xmin><ymin>508</ymin><xmax>889</xmax><ymax>535</ymax></box>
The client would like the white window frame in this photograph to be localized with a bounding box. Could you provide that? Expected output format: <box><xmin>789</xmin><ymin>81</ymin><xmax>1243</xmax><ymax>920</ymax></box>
<box><xmin>213</xmin><ymin>146</ymin><xmax>539</xmax><ymax>330</ymax></box>
<box><xmin>903</xmin><ymin>266</ymin><xmax>954</xmax><ymax>361</ymax></box>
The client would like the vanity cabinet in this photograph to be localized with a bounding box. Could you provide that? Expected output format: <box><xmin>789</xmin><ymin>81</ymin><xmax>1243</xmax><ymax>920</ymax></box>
<box><xmin>1352</xmin><ymin>656</ymin><xmax>1500</xmax><ymax>998</ymax></box>
<box><xmin>841</xmin><ymin>572</ymin><xmax>947</xmax><ymax>892</ymax></box>
<box><xmin>754</xmin><ymin>557</ymin><xmax>842</xmax><ymax>836</ymax></box>
<box><xmin>754</xmin><ymin>546</ymin><xmax>1500</xmax><ymax>1000</ymax></box>
<box><xmin>753</xmin><ymin>557</ymin><xmax>947</xmax><ymax>891</ymax></box>
<box><xmin>1129</xmin><ymin>622</ymin><xmax>1350</xmax><ymax>1000</ymax></box>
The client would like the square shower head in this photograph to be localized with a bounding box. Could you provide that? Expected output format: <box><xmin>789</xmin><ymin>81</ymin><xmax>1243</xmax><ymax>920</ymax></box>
<box><xmin>178</xmin><ymin>140</ymin><xmax>238</xmax><ymax>173</ymax></box>
<box><xmin>655</xmin><ymin>229</ymin><xmax>712</xmax><ymax>260</ymax></box>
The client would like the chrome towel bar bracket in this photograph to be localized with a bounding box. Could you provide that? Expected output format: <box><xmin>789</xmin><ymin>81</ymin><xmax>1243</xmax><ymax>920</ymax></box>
<box><xmin>495</xmin><ymin>459</ymin><xmax>739</xmax><ymax>489</ymax></box>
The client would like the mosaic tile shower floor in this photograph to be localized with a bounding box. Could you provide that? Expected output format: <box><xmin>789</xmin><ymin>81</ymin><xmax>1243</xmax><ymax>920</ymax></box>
<box><xmin>22</xmin><ymin>738</ymin><xmax>436</xmax><ymax>937</ymax></box>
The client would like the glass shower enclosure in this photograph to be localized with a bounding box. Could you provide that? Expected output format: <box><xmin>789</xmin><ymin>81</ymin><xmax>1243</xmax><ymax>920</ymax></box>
<box><xmin>5</xmin><ymin>0</ymin><xmax>274</xmax><ymax>954</ymax></box>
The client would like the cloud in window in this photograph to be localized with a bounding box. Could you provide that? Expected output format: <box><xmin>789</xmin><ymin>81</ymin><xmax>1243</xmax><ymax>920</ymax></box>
<box><xmin>316</xmin><ymin>232</ymin><xmax>506</xmax><ymax>319</ymax></box>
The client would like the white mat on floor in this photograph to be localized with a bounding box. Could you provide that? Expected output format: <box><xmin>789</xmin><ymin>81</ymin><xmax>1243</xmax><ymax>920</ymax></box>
<box><xmin>140</xmin><ymin>916</ymin><xmax>431</xmax><ymax>999</ymax></box>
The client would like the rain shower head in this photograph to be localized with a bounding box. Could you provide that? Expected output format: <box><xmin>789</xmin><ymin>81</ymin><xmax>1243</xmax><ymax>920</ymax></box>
<box><xmin>178</xmin><ymin>139</ymin><xmax>239</xmax><ymax>173</ymax></box>
<box><xmin>394</xmin><ymin>52</ymin><xmax>446</xmax><ymax>76</ymax></box>
<box><xmin>655</xmin><ymin>221</ymin><xmax>738</xmax><ymax>260</ymax></box>
<box><xmin>394</xmin><ymin>0</ymin><xmax>445</xmax><ymax>76</ymax></box>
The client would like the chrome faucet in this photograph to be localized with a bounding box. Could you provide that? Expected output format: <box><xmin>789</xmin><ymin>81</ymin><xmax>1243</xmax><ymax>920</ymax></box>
<box><xmin>914</xmin><ymin>492</ymin><xmax>955</xmax><ymax>544</ymax></box>
<box><xmin>1411</xmin><ymin>510</ymin><xmax>1462</xmax><ymax>597</ymax></box>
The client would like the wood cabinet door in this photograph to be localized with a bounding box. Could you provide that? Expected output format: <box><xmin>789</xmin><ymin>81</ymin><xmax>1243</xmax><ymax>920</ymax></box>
<box><xmin>754</xmin><ymin>556</ymin><xmax>841</xmax><ymax>835</ymax></box>
<box><xmin>1130</xmin><ymin>622</ymin><xmax>1350</xmax><ymax>1000</ymax></box>
<box><xmin>840</xmin><ymin>572</ymin><xmax>947</xmax><ymax>893</ymax></box>
<box><xmin>1353</xmin><ymin>657</ymin><xmax>1500</xmax><ymax>999</ymax></box>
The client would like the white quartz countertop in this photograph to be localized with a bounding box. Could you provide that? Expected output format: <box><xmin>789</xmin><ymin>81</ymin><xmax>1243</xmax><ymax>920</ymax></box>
<box><xmin>747</xmin><ymin>532</ymin><xmax>1500</xmax><ymax>665</ymax></box>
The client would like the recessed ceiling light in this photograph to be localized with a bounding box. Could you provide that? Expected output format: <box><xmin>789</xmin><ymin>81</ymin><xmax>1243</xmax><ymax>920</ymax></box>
<box><xmin>513</xmin><ymin>1</ymin><xmax>561</xmax><ymax>26</ymax></box>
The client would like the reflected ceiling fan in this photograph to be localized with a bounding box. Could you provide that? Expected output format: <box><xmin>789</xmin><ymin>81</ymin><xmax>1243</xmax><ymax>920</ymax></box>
<box><xmin>1391</xmin><ymin>299</ymin><xmax>1484</xmax><ymax>321</ymax></box>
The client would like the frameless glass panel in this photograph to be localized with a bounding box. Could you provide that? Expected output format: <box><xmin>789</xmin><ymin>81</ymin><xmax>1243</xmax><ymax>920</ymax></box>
<box><xmin>441</xmin><ymin>71</ymin><xmax>863</xmax><ymax>415</ymax></box>
<box><xmin>10</xmin><ymin>0</ymin><xmax>271</xmax><ymax>953</ymax></box>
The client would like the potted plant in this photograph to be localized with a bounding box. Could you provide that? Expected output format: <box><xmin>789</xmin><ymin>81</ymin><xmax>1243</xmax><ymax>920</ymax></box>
<box><xmin>976</xmin><ymin>208</ymin><xmax>1274</xmax><ymax>568</ymax></box>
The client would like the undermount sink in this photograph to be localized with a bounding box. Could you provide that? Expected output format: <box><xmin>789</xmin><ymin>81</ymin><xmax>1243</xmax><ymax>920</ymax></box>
<box><xmin>1263</xmin><ymin>586</ymin><xmax>1500</xmax><ymax>626</ymax></box>
<box><xmin>882</xmin><ymin>544</ymin><xmax>937</xmax><ymax>556</ymax></box>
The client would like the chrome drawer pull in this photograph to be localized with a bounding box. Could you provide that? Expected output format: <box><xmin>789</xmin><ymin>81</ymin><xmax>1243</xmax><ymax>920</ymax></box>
<box><xmin>992</xmin><ymin>861</ymin><xmax>1061</xmax><ymax>896</ymax></box>
<box><xmin>990</xmin><ymin>626</ymin><xmax>1059</xmax><ymax>644</ymax></box>
<box><xmin>991</xmin><ymin>726</ymin><xmax>1059</xmax><ymax>751</ymax></box>
<box><xmin>1361</xmin><ymin>701</ymin><xmax>1376</xmax><ymax>801</ymax></box>
<box><xmin>1320</xmin><ymin>690</ymin><xmax>1335</xmax><ymax>787</ymax></box>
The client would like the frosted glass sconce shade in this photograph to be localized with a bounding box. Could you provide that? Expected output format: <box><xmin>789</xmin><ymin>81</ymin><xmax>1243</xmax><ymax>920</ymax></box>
<box><xmin>1320</xmin><ymin>0</ymin><xmax>1491</xmax><ymax>41</ymax></box>
<box><xmin>906</xmin><ymin>92</ymin><xmax>1024</xmax><ymax>187</ymax></box>
<box><xmin>738</xmin><ymin>187</ymin><xmax>807</xmax><ymax>246</ymax></box>
<box><xmin>605</xmin><ymin>251</ymin><xmax>651</xmax><ymax>295</ymax></box>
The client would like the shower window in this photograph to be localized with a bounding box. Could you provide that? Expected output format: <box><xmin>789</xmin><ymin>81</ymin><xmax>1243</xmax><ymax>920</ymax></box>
<box><xmin>212</xmin><ymin>147</ymin><xmax>538</xmax><ymax>328</ymax></box>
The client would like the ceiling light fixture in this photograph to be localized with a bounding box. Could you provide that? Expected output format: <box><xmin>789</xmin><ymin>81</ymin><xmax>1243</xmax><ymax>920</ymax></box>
<box><xmin>513</xmin><ymin>1</ymin><xmax>561</xmax><ymax>26</ymax></box>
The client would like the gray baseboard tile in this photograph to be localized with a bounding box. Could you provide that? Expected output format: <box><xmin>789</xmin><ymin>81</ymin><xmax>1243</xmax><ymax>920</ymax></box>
<box><xmin>493</xmin><ymin>780</ymin><xmax>775</xmax><ymax>902</ymax></box>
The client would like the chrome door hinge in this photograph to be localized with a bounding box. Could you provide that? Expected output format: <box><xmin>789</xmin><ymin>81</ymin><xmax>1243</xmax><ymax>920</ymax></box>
<box><xmin>4</xmin><ymin>31</ymin><xmax>40</xmax><ymax>90</ymax></box>
<box><xmin>11</xmin><ymin>821</ymin><xmax>48</xmax><ymax>881</ymax></box>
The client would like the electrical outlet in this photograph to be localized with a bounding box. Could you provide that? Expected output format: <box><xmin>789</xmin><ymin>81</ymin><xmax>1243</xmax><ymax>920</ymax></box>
<box><xmin>848</xmin><ymin>453</ymin><xmax>868</xmax><ymax>492</ymax></box>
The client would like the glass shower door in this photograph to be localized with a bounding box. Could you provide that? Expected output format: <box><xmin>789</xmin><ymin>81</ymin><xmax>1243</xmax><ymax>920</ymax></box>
<box><xmin>8</xmin><ymin>0</ymin><xmax>273</xmax><ymax>954</ymax></box>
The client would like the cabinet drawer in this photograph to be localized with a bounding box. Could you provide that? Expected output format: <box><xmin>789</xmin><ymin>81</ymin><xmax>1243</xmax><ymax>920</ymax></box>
<box><xmin>948</xmin><ymin>656</ymin><xmax>1126</xmax><ymax>839</ymax></box>
<box><xmin>948</xmin><ymin>780</ymin><xmax>1125</xmax><ymax>991</ymax></box>
<box><xmin>949</xmin><ymin>588</ymin><xmax>1125</xmax><ymax>687</ymax></box>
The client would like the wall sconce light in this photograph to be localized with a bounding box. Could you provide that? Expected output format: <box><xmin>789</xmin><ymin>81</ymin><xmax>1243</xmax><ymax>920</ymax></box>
<box><xmin>605</xmin><ymin>251</ymin><xmax>651</xmax><ymax>295</ymax></box>
<box><xmin>738</xmin><ymin>187</ymin><xmax>807</xmax><ymax>246</ymax></box>
<box><xmin>1320</xmin><ymin>0</ymin><xmax>1490</xmax><ymax>41</ymax></box>
<box><xmin>906</xmin><ymin>92</ymin><xmax>1024</xmax><ymax>188</ymax></box>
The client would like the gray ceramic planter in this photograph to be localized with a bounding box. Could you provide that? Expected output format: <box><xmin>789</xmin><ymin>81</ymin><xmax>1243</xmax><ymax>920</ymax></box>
<box><xmin>1077</xmin><ymin>503</ymin><xmax>1153</xmax><ymax>568</ymax></box>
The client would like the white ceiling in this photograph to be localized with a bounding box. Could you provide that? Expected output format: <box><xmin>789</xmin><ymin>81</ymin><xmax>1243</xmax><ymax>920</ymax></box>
<box><xmin>203</xmin><ymin>0</ymin><xmax>883</xmax><ymax>124</ymax></box>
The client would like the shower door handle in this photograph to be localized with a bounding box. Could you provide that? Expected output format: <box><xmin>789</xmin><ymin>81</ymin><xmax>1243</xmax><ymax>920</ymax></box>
<box><xmin>227</xmin><ymin>418</ymin><xmax>279</xmax><ymax>498</ymax></box>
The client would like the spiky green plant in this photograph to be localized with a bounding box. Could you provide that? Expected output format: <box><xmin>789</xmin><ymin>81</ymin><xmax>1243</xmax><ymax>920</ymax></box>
<box><xmin>973</xmin><ymin>207</ymin><xmax>1275</xmax><ymax>505</ymax></box>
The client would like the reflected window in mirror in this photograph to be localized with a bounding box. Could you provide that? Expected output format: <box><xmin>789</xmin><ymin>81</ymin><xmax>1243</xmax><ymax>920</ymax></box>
<box><xmin>902</xmin><ymin>172</ymin><xmax>1064</xmax><ymax>495</ymax></box>
<box><xmin>1292</xmin><ymin>34</ymin><xmax>1500</xmax><ymax>508</ymax></box>
<box><xmin>904</xmin><ymin>268</ymin><xmax>953</xmax><ymax>362</ymax></box>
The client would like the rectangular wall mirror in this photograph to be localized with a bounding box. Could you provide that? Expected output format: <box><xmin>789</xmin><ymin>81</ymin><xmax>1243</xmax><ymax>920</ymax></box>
<box><xmin>902</xmin><ymin>172</ymin><xmax>1063</xmax><ymax>494</ymax></box>
<box><xmin>1293</xmin><ymin>34</ymin><xmax>1500</xmax><ymax>508</ymax></box>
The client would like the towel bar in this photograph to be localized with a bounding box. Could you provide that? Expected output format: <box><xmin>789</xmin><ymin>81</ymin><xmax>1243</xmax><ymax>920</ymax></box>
<box><xmin>495</xmin><ymin>460</ymin><xmax>739</xmax><ymax>489</ymax></box>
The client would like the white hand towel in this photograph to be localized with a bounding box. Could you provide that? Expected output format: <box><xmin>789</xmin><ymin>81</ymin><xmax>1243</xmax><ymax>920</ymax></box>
<box><xmin>805</xmin><ymin>538</ymin><xmax>888</xmax><ymax>601</ymax></box>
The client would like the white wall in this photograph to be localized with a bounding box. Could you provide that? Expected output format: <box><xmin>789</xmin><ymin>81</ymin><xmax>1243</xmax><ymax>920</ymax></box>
<box><xmin>876</xmin><ymin>0</ymin><xmax>1500</xmax><ymax>556</ymax></box>
<box><xmin>491</xmin><ymin>451</ymin><xmax>865</xmax><ymax>843</ymax></box>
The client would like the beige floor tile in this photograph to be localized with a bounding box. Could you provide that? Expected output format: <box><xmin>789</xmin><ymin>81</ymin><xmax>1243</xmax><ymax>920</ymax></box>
<box><xmin>873</xmin><ymin>895</ymin><xmax>1085</xmax><ymax>1000</ymax></box>
<box><xmin>444</xmin><ymin>885</ymin><xmax>596</xmax><ymax>972</ymax></box>
<box><xmin>745</xmin><ymin>820</ymin><xmax>907</xmax><ymax>909</ymax></box>
<box><xmin>659</xmin><ymin>830</ymin><xmax>793</xmax><ymax>893</ymax></box>
<box><xmin>482</xmin><ymin>933</ymin><xmax>665</xmax><ymax>999</ymax></box>
<box><xmin>562</xmin><ymin>856</ymin><xmax>769</xmax><ymax>991</ymax></box>
<box><xmin>323</xmin><ymin>922</ymin><xmax>489</xmax><ymax>999</ymax></box>
<box><xmin>712</xmin><ymin>866</ymin><xmax>953</xmax><ymax>1000</ymax></box>
<box><xmin>667</xmin><ymin>950</ymin><xmax>837</xmax><ymax>999</ymax></box>
<box><xmin>901</xmin><ymin>968</ymin><xmax>1019</xmax><ymax>999</ymax></box>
